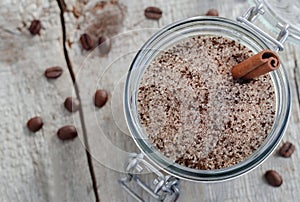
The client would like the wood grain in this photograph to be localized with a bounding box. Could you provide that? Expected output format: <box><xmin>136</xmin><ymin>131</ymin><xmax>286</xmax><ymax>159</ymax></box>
<box><xmin>0</xmin><ymin>0</ymin><xmax>94</xmax><ymax>201</ymax></box>
<box><xmin>1</xmin><ymin>0</ymin><xmax>300</xmax><ymax>201</ymax></box>
<box><xmin>64</xmin><ymin>0</ymin><xmax>300</xmax><ymax>201</ymax></box>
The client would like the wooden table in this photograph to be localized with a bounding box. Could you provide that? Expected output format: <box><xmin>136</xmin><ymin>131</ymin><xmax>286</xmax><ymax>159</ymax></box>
<box><xmin>1</xmin><ymin>0</ymin><xmax>299</xmax><ymax>201</ymax></box>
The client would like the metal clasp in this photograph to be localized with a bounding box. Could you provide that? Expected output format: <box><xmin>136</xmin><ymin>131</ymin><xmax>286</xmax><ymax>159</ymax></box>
<box><xmin>118</xmin><ymin>153</ymin><xmax>180</xmax><ymax>202</ymax></box>
<box><xmin>237</xmin><ymin>3</ymin><xmax>289</xmax><ymax>51</ymax></box>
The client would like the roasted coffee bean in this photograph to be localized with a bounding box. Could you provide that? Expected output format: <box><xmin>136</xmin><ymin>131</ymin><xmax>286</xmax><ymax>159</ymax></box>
<box><xmin>264</xmin><ymin>170</ymin><xmax>283</xmax><ymax>187</ymax></box>
<box><xmin>98</xmin><ymin>36</ymin><xmax>111</xmax><ymax>55</ymax></box>
<box><xmin>80</xmin><ymin>33</ymin><xmax>94</xmax><ymax>51</ymax></box>
<box><xmin>27</xmin><ymin>116</ymin><xmax>43</xmax><ymax>132</ymax></box>
<box><xmin>57</xmin><ymin>125</ymin><xmax>78</xmax><ymax>140</ymax></box>
<box><xmin>206</xmin><ymin>9</ymin><xmax>219</xmax><ymax>16</ymax></box>
<box><xmin>94</xmin><ymin>89</ymin><xmax>108</xmax><ymax>108</ymax></box>
<box><xmin>279</xmin><ymin>142</ymin><xmax>295</xmax><ymax>157</ymax></box>
<box><xmin>64</xmin><ymin>97</ymin><xmax>80</xmax><ymax>112</ymax></box>
<box><xmin>44</xmin><ymin>66</ymin><xmax>63</xmax><ymax>79</ymax></box>
<box><xmin>28</xmin><ymin>20</ymin><xmax>42</xmax><ymax>35</ymax></box>
<box><xmin>144</xmin><ymin>7</ymin><xmax>163</xmax><ymax>20</ymax></box>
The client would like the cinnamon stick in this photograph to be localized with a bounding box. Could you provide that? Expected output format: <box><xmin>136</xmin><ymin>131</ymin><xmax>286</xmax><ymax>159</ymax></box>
<box><xmin>231</xmin><ymin>50</ymin><xmax>280</xmax><ymax>80</ymax></box>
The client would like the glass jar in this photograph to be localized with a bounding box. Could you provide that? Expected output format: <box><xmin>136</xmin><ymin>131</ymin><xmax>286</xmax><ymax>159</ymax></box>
<box><xmin>124</xmin><ymin>15</ymin><xmax>291</xmax><ymax>182</ymax></box>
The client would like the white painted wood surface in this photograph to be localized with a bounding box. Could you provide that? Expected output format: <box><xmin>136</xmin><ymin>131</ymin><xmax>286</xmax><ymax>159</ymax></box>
<box><xmin>1</xmin><ymin>0</ymin><xmax>300</xmax><ymax>201</ymax></box>
<box><xmin>0</xmin><ymin>0</ymin><xmax>95</xmax><ymax>201</ymax></box>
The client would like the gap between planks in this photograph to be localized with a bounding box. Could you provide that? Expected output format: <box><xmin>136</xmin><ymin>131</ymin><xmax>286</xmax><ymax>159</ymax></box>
<box><xmin>56</xmin><ymin>0</ymin><xmax>100</xmax><ymax>201</ymax></box>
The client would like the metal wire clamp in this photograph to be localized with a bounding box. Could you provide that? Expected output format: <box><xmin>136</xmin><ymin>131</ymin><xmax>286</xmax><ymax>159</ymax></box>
<box><xmin>237</xmin><ymin>2</ymin><xmax>289</xmax><ymax>51</ymax></box>
<box><xmin>118</xmin><ymin>153</ymin><xmax>180</xmax><ymax>202</ymax></box>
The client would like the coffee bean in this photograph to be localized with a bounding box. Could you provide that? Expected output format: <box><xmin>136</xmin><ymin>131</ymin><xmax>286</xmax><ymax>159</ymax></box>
<box><xmin>80</xmin><ymin>33</ymin><xmax>94</xmax><ymax>51</ymax></box>
<box><xmin>279</xmin><ymin>142</ymin><xmax>295</xmax><ymax>157</ymax></box>
<box><xmin>144</xmin><ymin>7</ymin><xmax>162</xmax><ymax>20</ymax></box>
<box><xmin>28</xmin><ymin>19</ymin><xmax>42</xmax><ymax>35</ymax></box>
<box><xmin>64</xmin><ymin>97</ymin><xmax>80</xmax><ymax>112</ymax></box>
<box><xmin>94</xmin><ymin>89</ymin><xmax>108</xmax><ymax>108</ymax></box>
<box><xmin>27</xmin><ymin>116</ymin><xmax>43</xmax><ymax>132</ymax></box>
<box><xmin>206</xmin><ymin>9</ymin><xmax>219</xmax><ymax>16</ymax></box>
<box><xmin>264</xmin><ymin>170</ymin><xmax>283</xmax><ymax>187</ymax></box>
<box><xmin>57</xmin><ymin>125</ymin><xmax>78</xmax><ymax>140</ymax></box>
<box><xmin>44</xmin><ymin>66</ymin><xmax>63</xmax><ymax>79</ymax></box>
<box><xmin>98</xmin><ymin>36</ymin><xmax>111</xmax><ymax>55</ymax></box>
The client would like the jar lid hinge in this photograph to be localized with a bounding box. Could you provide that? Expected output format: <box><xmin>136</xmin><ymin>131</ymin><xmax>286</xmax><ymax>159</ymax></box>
<box><xmin>118</xmin><ymin>153</ymin><xmax>181</xmax><ymax>201</ymax></box>
<box><xmin>237</xmin><ymin>3</ymin><xmax>289</xmax><ymax>51</ymax></box>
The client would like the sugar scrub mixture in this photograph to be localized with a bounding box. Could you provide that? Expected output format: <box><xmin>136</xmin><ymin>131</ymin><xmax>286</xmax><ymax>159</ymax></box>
<box><xmin>137</xmin><ymin>35</ymin><xmax>276</xmax><ymax>170</ymax></box>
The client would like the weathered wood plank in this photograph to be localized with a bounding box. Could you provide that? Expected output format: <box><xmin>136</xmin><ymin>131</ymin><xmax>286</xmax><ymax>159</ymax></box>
<box><xmin>0</xmin><ymin>0</ymin><xmax>94</xmax><ymax>201</ymax></box>
<box><xmin>2</xmin><ymin>0</ymin><xmax>299</xmax><ymax>201</ymax></box>
<box><xmin>64</xmin><ymin>0</ymin><xmax>300</xmax><ymax>201</ymax></box>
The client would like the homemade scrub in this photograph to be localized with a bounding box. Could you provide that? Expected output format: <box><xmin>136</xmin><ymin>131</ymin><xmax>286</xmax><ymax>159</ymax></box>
<box><xmin>137</xmin><ymin>35</ymin><xmax>276</xmax><ymax>170</ymax></box>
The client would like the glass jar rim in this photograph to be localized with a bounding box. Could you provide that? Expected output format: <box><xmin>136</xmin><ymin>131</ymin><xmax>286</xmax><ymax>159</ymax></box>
<box><xmin>124</xmin><ymin>16</ymin><xmax>291</xmax><ymax>182</ymax></box>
